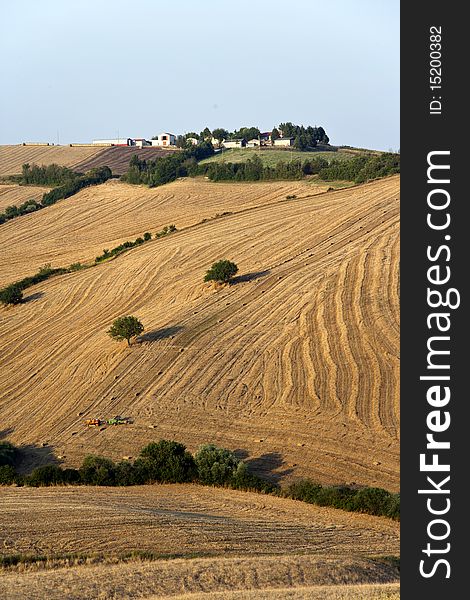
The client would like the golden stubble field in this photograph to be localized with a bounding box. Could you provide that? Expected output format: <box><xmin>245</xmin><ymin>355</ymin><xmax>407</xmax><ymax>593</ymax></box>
<box><xmin>0</xmin><ymin>178</ymin><xmax>324</xmax><ymax>284</ymax></box>
<box><xmin>0</xmin><ymin>176</ymin><xmax>399</xmax><ymax>490</ymax></box>
<box><xmin>0</xmin><ymin>145</ymin><xmax>103</xmax><ymax>177</ymax></box>
<box><xmin>0</xmin><ymin>183</ymin><xmax>51</xmax><ymax>212</ymax></box>
<box><xmin>0</xmin><ymin>485</ymin><xmax>399</xmax><ymax>599</ymax></box>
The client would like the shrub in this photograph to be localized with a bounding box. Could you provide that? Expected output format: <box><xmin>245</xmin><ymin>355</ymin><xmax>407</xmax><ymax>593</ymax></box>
<box><xmin>69</xmin><ymin>262</ymin><xmax>85</xmax><ymax>271</ymax></box>
<box><xmin>114</xmin><ymin>461</ymin><xmax>140</xmax><ymax>486</ymax></box>
<box><xmin>107</xmin><ymin>315</ymin><xmax>144</xmax><ymax>346</ymax></box>
<box><xmin>285</xmin><ymin>479</ymin><xmax>322</xmax><ymax>503</ymax></box>
<box><xmin>138</xmin><ymin>440</ymin><xmax>196</xmax><ymax>483</ymax></box>
<box><xmin>61</xmin><ymin>468</ymin><xmax>81</xmax><ymax>485</ymax></box>
<box><xmin>194</xmin><ymin>444</ymin><xmax>241</xmax><ymax>485</ymax></box>
<box><xmin>143</xmin><ymin>232</ymin><xmax>152</xmax><ymax>241</ymax></box>
<box><xmin>27</xmin><ymin>465</ymin><xmax>65</xmax><ymax>487</ymax></box>
<box><xmin>204</xmin><ymin>260</ymin><xmax>238</xmax><ymax>283</ymax></box>
<box><xmin>0</xmin><ymin>284</ymin><xmax>23</xmax><ymax>306</ymax></box>
<box><xmin>284</xmin><ymin>479</ymin><xmax>400</xmax><ymax>520</ymax></box>
<box><xmin>0</xmin><ymin>465</ymin><xmax>17</xmax><ymax>485</ymax></box>
<box><xmin>79</xmin><ymin>455</ymin><xmax>117</xmax><ymax>486</ymax></box>
<box><xmin>349</xmin><ymin>487</ymin><xmax>399</xmax><ymax>518</ymax></box>
<box><xmin>0</xmin><ymin>441</ymin><xmax>18</xmax><ymax>466</ymax></box>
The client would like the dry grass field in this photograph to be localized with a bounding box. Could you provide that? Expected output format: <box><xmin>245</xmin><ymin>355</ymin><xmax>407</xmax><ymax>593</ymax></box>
<box><xmin>74</xmin><ymin>146</ymin><xmax>173</xmax><ymax>175</ymax></box>
<box><xmin>0</xmin><ymin>178</ymin><xmax>326</xmax><ymax>285</ymax></box>
<box><xmin>0</xmin><ymin>183</ymin><xmax>50</xmax><ymax>211</ymax></box>
<box><xmin>0</xmin><ymin>175</ymin><xmax>399</xmax><ymax>490</ymax></box>
<box><xmin>0</xmin><ymin>486</ymin><xmax>399</xmax><ymax>598</ymax></box>
<box><xmin>0</xmin><ymin>144</ymin><xmax>174</xmax><ymax>178</ymax></box>
<box><xmin>0</xmin><ymin>145</ymin><xmax>103</xmax><ymax>176</ymax></box>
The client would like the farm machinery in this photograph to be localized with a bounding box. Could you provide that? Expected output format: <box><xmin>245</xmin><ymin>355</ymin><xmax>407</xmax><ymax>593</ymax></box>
<box><xmin>85</xmin><ymin>416</ymin><xmax>132</xmax><ymax>427</ymax></box>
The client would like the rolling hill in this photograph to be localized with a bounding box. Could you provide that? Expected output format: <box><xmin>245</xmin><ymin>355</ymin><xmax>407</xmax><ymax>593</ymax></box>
<box><xmin>0</xmin><ymin>145</ymin><xmax>174</xmax><ymax>178</ymax></box>
<box><xmin>0</xmin><ymin>175</ymin><xmax>399</xmax><ymax>490</ymax></box>
<box><xmin>0</xmin><ymin>485</ymin><xmax>399</xmax><ymax>599</ymax></box>
<box><xmin>0</xmin><ymin>184</ymin><xmax>51</xmax><ymax>211</ymax></box>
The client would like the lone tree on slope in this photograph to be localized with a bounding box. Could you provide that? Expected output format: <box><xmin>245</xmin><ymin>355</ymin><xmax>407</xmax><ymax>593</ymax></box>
<box><xmin>107</xmin><ymin>315</ymin><xmax>144</xmax><ymax>346</ymax></box>
<box><xmin>204</xmin><ymin>260</ymin><xmax>238</xmax><ymax>284</ymax></box>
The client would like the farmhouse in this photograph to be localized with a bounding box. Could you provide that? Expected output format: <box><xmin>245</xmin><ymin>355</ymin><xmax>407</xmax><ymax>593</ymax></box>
<box><xmin>222</xmin><ymin>139</ymin><xmax>246</xmax><ymax>149</ymax></box>
<box><xmin>246</xmin><ymin>138</ymin><xmax>260</xmax><ymax>148</ymax></box>
<box><xmin>186</xmin><ymin>137</ymin><xmax>199</xmax><ymax>146</ymax></box>
<box><xmin>273</xmin><ymin>137</ymin><xmax>294</xmax><ymax>147</ymax></box>
<box><xmin>151</xmin><ymin>133</ymin><xmax>176</xmax><ymax>147</ymax></box>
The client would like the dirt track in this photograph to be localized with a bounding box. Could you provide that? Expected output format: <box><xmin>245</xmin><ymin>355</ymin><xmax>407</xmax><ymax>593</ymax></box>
<box><xmin>0</xmin><ymin>176</ymin><xmax>399</xmax><ymax>489</ymax></box>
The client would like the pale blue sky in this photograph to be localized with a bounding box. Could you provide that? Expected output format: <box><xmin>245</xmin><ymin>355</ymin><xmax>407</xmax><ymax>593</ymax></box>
<box><xmin>0</xmin><ymin>0</ymin><xmax>399</xmax><ymax>150</ymax></box>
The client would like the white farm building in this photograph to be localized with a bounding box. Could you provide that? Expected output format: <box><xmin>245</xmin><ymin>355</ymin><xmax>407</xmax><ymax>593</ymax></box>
<box><xmin>151</xmin><ymin>133</ymin><xmax>176</xmax><ymax>147</ymax></box>
<box><xmin>222</xmin><ymin>139</ymin><xmax>246</xmax><ymax>149</ymax></box>
<box><xmin>273</xmin><ymin>137</ymin><xmax>294</xmax><ymax>147</ymax></box>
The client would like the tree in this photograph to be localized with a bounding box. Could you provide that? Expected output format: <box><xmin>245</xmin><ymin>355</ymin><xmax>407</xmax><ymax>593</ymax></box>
<box><xmin>271</xmin><ymin>128</ymin><xmax>280</xmax><ymax>142</ymax></box>
<box><xmin>212</xmin><ymin>128</ymin><xmax>229</xmax><ymax>146</ymax></box>
<box><xmin>204</xmin><ymin>260</ymin><xmax>238</xmax><ymax>283</ymax></box>
<box><xmin>138</xmin><ymin>440</ymin><xmax>196</xmax><ymax>483</ymax></box>
<box><xmin>0</xmin><ymin>284</ymin><xmax>23</xmax><ymax>306</ymax></box>
<box><xmin>107</xmin><ymin>315</ymin><xmax>144</xmax><ymax>346</ymax></box>
<box><xmin>194</xmin><ymin>444</ymin><xmax>241</xmax><ymax>485</ymax></box>
<box><xmin>200</xmin><ymin>127</ymin><xmax>212</xmax><ymax>141</ymax></box>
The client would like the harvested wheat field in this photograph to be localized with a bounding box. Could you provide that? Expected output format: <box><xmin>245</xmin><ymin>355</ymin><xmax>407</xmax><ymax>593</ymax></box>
<box><xmin>0</xmin><ymin>145</ymin><xmax>103</xmax><ymax>176</ymax></box>
<box><xmin>0</xmin><ymin>175</ymin><xmax>399</xmax><ymax>489</ymax></box>
<box><xmin>0</xmin><ymin>183</ymin><xmax>50</xmax><ymax>211</ymax></box>
<box><xmin>0</xmin><ymin>178</ymin><xmax>326</xmax><ymax>285</ymax></box>
<box><xmin>0</xmin><ymin>486</ymin><xmax>399</xmax><ymax>599</ymax></box>
<box><xmin>73</xmin><ymin>146</ymin><xmax>173</xmax><ymax>175</ymax></box>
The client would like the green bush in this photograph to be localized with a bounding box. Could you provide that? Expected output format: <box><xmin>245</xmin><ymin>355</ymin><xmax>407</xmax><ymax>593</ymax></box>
<box><xmin>138</xmin><ymin>440</ymin><xmax>196</xmax><ymax>483</ymax></box>
<box><xmin>204</xmin><ymin>260</ymin><xmax>238</xmax><ymax>283</ymax></box>
<box><xmin>349</xmin><ymin>487</ymin><xmax>399</xmax><ymax>518</ymax></box>
<box><xmin>27</xmin><ymin>465</ymin><xmax>66</xmax><ymax>487</ymax></box>
<box><xmin>285</xmin><ymin>479</ymin><xmax>322</xmax><ymax>503</ymax></box>
<box><xmin>194</xmin><ymin>444</ymin><xmax>241</xmax><ymax>485</ymax></box>
<box><xmin>284</xmin><ymin>479</ymin><xmax>400</xmax><ymax>520</ymax></box>
<box><xmin>0</xmin><ymin>284</ymin><xmax>23</xmax><ymax>306</ymax></box>
<box><xmin>0</xmin><ymin>465</ymin><xmax>17</xmax><ymax>485</ymax></box>
<box><xmin>143</xmin><ymin>232</ymin><xmax>152</xmax><ymax>241</ymax></box>
<box><xmin>79</xmin><ymin>455</ymin><xmax>117</xmax><ymax>486</ymax></box>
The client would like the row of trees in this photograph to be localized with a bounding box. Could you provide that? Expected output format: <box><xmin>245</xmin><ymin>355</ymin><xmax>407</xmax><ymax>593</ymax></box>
<box><xmin>21</xmin><ymin>163</ymin><xmax>77</xmax><ymax>186</ymax></box>
<box><xmin>203</xmin><ymin>155</ymin><xmax>329</xmax><ymax>182</ymax></box>
<box><xmin>0</xmin><ymin>438</ymin><xmax>399</xmax><ymax>519</ymax></box>
<box><xmin>0</xmin><ymin>439</ymin><xmax>272</xmax><ymax>493</ymax></box>
<box><xmin>121</xmin><ymin>142</ymin><xmax>214</xmax><ymax>186</ymax></box>
<box><xmin>173</xmin><ymin>123</ymin><xmax>330</xmax><ymax>149</ymax></box>
<box><xmin>203</xmin><ymin>153</ymin><xmax>400</xmax><ymax>184</ymax></box>
<box><xmin>318</xmin><ymin>153</ymin><xmax>400</xmax><ymax>183</ymax></box>
<box><xmin>276</xmin><ymin>123</ymin><xmax>329</xmax><ymax>149</ymax></box>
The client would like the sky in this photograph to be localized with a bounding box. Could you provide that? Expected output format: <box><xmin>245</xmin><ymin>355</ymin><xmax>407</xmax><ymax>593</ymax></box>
<box><xmin>0</xmin><ymin>0</ymin><xmax>399</xmax><ymax>151</ymax></box>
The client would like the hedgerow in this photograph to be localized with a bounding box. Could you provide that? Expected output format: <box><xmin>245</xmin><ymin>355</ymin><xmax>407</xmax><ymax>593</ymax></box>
<box><xmin>0</xmin><ymin>440</ymin><xmax>399</xmax><ymax>519</ymax></box>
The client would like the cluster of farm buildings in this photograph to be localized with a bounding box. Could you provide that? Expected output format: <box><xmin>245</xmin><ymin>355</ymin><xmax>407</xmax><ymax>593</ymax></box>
<box><xmin>90</xmin><ymin>131</ymin><xmax>294</xmax><ymax>149</ymax></box>
<box><xmin>21</xmin><ymin>132</ymin><xmax>295</xmax><ymax>149</ymax></box>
